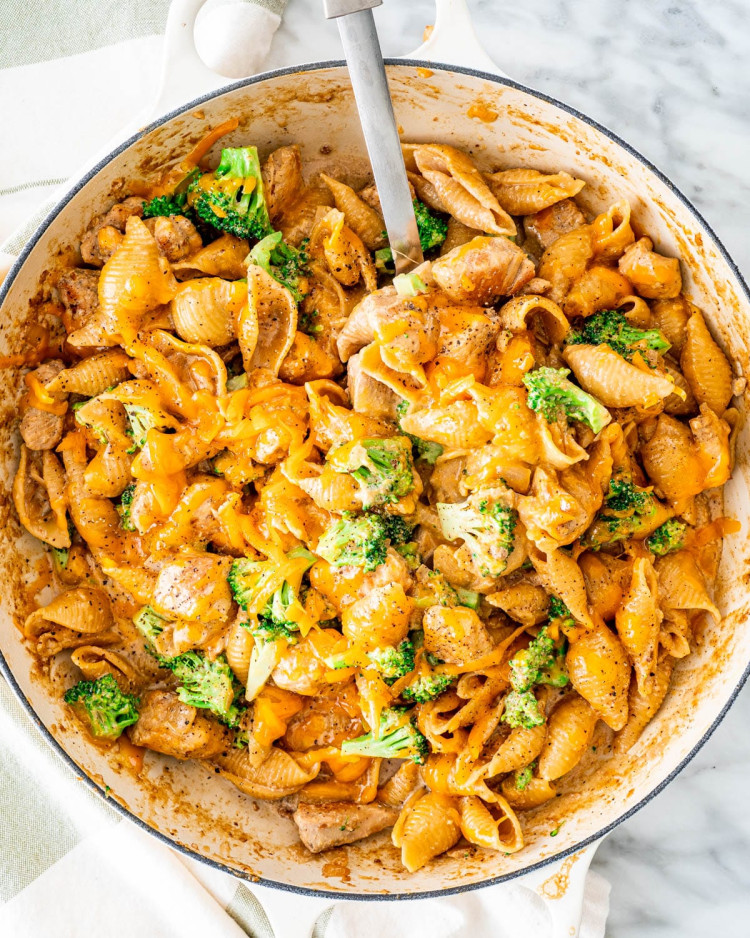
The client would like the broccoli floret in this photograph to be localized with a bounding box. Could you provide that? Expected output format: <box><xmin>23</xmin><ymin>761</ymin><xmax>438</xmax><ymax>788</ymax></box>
<box><xmin>367</xmin><ymin>639</ymin><xmax>415</xmax><ymax>684</ymax></box>
<box><xmin>396</xmin><ymin>400</ymin><xmax>444</xmax><ymax>465</ymax></box>
<box><xmin>394</xmin><ymin>542</ymin><xmax>421</xmax><ymax>570</ymax></box>
<box><xmin>646</xmin><ymin>518</ymin><xmax>687</xmax><ymax>556</ymax></box>
<box><xmin>455</xmin><ymin>587</ymin><xmax>481</xmax><ymax>610</ymax></box>
<box><xmin>515</xmin><ymin>762</ymin><xmax>535</xmax><ymax>791</ymax></box>
<box><xmin>502</xmin><ymin>689</ymin><xmax>545</xmax><ymax>729</ymax></box>
<box><xmin>567</xmin><ymin>309</ymin><xmax>670</xmax><ymax>361</ymax></box>
<box><xmin>317</xmin><ymin>513</ymin><xmax>389</xmax><ymax>572</ymax></box>
<box><xmin>509</xmin><ymin>628</ymin><xmax>557</xmax><ymax>692</ymax></box>
<box><xmin>584</xmin><ymin>475</ymin><xmax>660</xmax><ymax>548</ymax></box>
<box><xmin>124</xmin><ymin>404</ymin><xmax>159</xmax><ymax>451</ymax></box>
<box><xmin>226</xmin><ymin>373</ymin><xmax>248</xmax><ymax>392</ymax></box>
<box><xmin>248</xmin><ymin>232</ymin><xmax>309</xmax><ymax>303</ymax></box>
<box><xmin>393</xmin><ymin>272</ymin><xmax>429</xmax><ymax>297</ymax></box>
<box><xmin>64</xmin><ymin>674</ymin><xmax>139</xmax><ymax>740</ymax></box>
<box><xmin>298</xmin><ymin>307</ymin><xmax>323</xmax><ymax>338</ymax></box>
<box><xmin>227</xmin><ymin>558</ymin><xmax>283</xmax><ymax>612</ymax></box>
<box><xmin>523</xmin><ymin>366</ymin><xmax>611</xmax><ymax>433</ymax></box>
<box><xmin>605</xmin><ymin>478</ymin><xmax>655</xmax><ymax>514</ymax></box>
<box><xmin>375</xmin><ymin>200</ymin><xmax>448</xmax><ymax>271</ymax></box>
<box><xmin>141</xmin><ymin>194</ymin><xmax>187</xmax><ymax>218</ymax></box>
<box><xmin>187</xmin><ymin>146</ymin><xmax>272</xmax><ymax>242</ymax></box>
<box><xmin>548</xmin><ymin>596</ymin><xmax>575</xmax><ymax>628</ymax></box>
<box><xmin>116</xmin><ymin>483</ymin><xmax>136</xmax><ymax>531</ymax></box>
<box><xmin>341</xmin><ymin>707</ymin><xmax>429</xmax><ymax>764</ymax></box>
<box><xmin>402</xmin><ymin>672</ymin><xmax>456</xmax><ymax>704</ymax></box>
<box><xmin>160</xmin><ymin>651</ymin><xmax>240</xmax><ymax>726</ymax></box>
<box><xmin>437</xmin><ymin>492</ymin><xmax>517</xmax><ymax>578</ymax></box>
<box><xmin>381</xmin><ymin>514</ymin><xmax>415</xmax><ymax>546</ymax></box>
<box><xmin>51</xmin><ymin>546</ymin><xmax>69</xmax><ymax>572</ymax></box>
<box><xmin>133</xmin><ymin>605</ymin><xmax>168</xmax><ymax>645</ymax></box>
<box><xmin>331</xmin><ymin>437</ymin><xmax>416</xmax><ymax>508</ymax></box>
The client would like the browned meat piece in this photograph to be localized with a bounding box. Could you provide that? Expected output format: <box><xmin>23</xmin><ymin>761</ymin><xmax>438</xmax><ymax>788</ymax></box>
<box><xmin>524</xmin><ymin>198</ymin><xmax>586</xmax><ymax>253</ymax></box>
<box><xmin>283</xmin><ymin>686</ymin><xmax>364</xmax><ymax>750</ymax></box>
<box><xmin>293</xmin><ymin>802</ymin><xmax>398</xmax><ymax>853</ymax></box>
<box><xmin>278</xmin><ymin>332</ymin><xmax>342</xmax><ymax>384</ymax></box>
<box><xmin>346</xmin><ymin>350</ymin><xmax>400</xmax><ymax>419</ymax></box>
<box><xmin>128</xmin><ymin>689</ymin><xmax>229</xmax><ymax>759</ymax></box>
<box><xmin>436</xmin><ymin>312</ymin><xmax>498</xmax><ymax>377</ymax></box>
<box><xmin>57</xmin><ymin>268</ymin><xmax>100</xmax><ymax>332</ymax></box>
<box><xmin>19</xmin><ymin>360</ymin><xmax>67</xmax><ymax>450</ymax></box>
<box><xmin>431</xmin><ymin>236</ymin><xmax>536</xmax><ymax>305</ymax></box>
<box><xmin>422</xmin><ymin>605</ymin><xmax>494</xmax><ymax>666</ymax></box>
<box><xmin>143</xmin><ymin>215</ymin><xmax>202</xmax><ymax>262</ymax></box>
<box><xmin>80</xmin><ymin>196</ymin><xmax>145</xmax><ymax>266</ymax></box>
<box><xmin>262</xmin><ymin>145</ymin><xmax>304</xmax><ymax>223</ymax></box>
<box><xmin>152</xmin><ymin>551</ymin><xmax>234</xmax><ymax>624</ymax></box>
<box><xmin>337</xmin><ymin>287</ymin><xmax>439</xmax><ymax>363</ymax></box>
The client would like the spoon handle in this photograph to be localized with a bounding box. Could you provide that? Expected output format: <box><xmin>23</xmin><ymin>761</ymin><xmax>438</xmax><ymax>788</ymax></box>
<box><xmin>326</xmin><ymin>4</ymin><xmax>424</xmax><ymax>273</ymax></box>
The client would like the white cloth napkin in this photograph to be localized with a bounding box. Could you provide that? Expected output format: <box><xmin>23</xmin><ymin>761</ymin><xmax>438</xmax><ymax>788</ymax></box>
<box><xmin>0</xmin><ymin>3</ymin><xmax>611</xmax><ymax>935</ymax></box>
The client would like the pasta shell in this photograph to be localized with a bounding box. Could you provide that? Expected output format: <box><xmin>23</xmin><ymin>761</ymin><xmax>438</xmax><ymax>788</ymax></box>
<box><xmin>26</xmin><ymin>586</ymin><xmax>114</xmax><ymax>634</ymax></box>
<box><xmin>213</xmin><ymin>747</ymin><xmax>320</xmax><ymax>800</ymax></box>
<box><xmin>590</xmin><ymin>200</ymin><xmax>635</xmax><ymax>261</ymax></box>
<box><xmin>262</xmin><ymin>145</ymin><xmax>304</xmax><ymax>223</ymax></box>
<box><xmin>458</xmin><ymin>796</ymin><xmax>509</xmax><ymax>852</ymax></box>
<box><xmin>656</xmin><ymin>550</ymin><xmax>720</xmax><ymax>622</ymax></box>
<box><xmin>70</xmin><ymin>645</ymin><xmax>140</xmax><ymax>691</ymax></box>
<box><xmin>690</xmin><ymin>404</ymin><xmax>731</xmax><ymax>488</ymax></box>
<box><xmin>392</xmin><ymin>791</ymin><xmax>462</xmax><ymax>872</ymax></box>
<box><xmin>497</xmin><ymin>295</ymin><xmax>570</xmax><ymax>344</ymax></box>
<box><xmin>377</xmin><ymin>762</ymin><xmax>421</xmax><ymax>808</ymax></box>
<box><xmin>538</xmin><ymin>693</ymin><xmax>597</xmax><ymax>780</ymax></box>
<box><xmin>405</xmin><ymin>169</ymin><xmax>447</xmax><ymax>213</ymax></box>
<box><xmin>651</xmin><ymin>296</ymin><xmax>691</xmax><ymax>354</ymax></box>
<box><xmin>400</xmin><ymin>400</ymin><xmax>492</xmax><ymax>449</ymax></box>
<box><xmin>320</xmin><ymin>174</ymin><xmax>387</xmax><ymax>250</ymax></box>
<box><xmin>640</xmin><ymin>414</ymin><xmax>706</xmax><ymax>508</ymax></box>
<box><xmin>240</xmin><ymin>266</ymin><xmax>297</xmax><ymax>375</ymax></box>
<box><xmin>615</xmin><ymin>557</ymin><xmax>662</xmax><ymax>695</ymax></box>
<box><xmin>432</xmin><ymin>236</ymin><xmax>535</xmax><ymax>305</ymax></box>
<box><xmin>501</xmin><ymin>775</ymin><xmax>556</xmax><ymax>810</ymax></box>
<box><xmin>566</xmin><ymin>623</ymin><xmax>630</xmax><ymax>731</ymax></box>
<box><xmin>538</xmin><ymin>227</ymin><xmax>593</xmax><ymax>305</ymax></box>
<box><xmin>480</xmin><ymin>722</ymin><xmax>547</xmax><ymax>779</ymax></box>
<box><xmin>171</xmin><ymin>278</ymin><xmax>246</xmax><ymax>346</ymax></box>
<box><xmin>662</xmin><ymin>360</ymin><xmax>697</xmax><ymax>416</ymax></box>
<box><xmin>486</xmin><ymin>582</ymin><xmax>550</xmax><ymax>628</ymax></box>
<box><xmin>412</xmin><ymin>144</ymin><xmax>516</xmax><ymax>236</ymax></box>
<box><xmin>84</xmin><ymin>443</ymin><xmax>133</xmax><ymax>498</ymax></box>
<box><xmin>579</xmin><ymin>551</ymin><xmax>629</xmax><ymax>621</ymax></box>
<box><xmin>485</xmin><ymin>168</ymin><xmax>585</xmax><ymax>216</ymax></box>
<box><xmin>172</xmin><ymin>233</ymin><xmax>249</xmax><ymax>280</ymax></box>
<box><xmin>46</xmin><ymin>350</ymin><xmax>131</xmax><ymax>397</ymax></box>
<box><xmin>13</xmin><ymin>446</ymin><xmax>70</xmax><ymax>549</ymax></box>
<box><xmin>224</xmin><ymin>616</ymin><xmax>254</xmax><ymax>686</ymax></box>
<box><xmin>680</xmin><ymin>311</ymin><xmax>733</xmax><ymax>415</ymax></box>
<box><xmin>614</xmin><ymin>655</ymin><xmax>674</xmax><ymax>754</ymax></box>
<box><xmin>342</xmin><ymin>583</ymin><xmax>413</xmax><ymax>650</ymax></box>
<box><xmin>563</xmin><ymin>343</ymin><xmax>674</xmax><ymax>409</ymax></box>
<box><xmin>530</xmin><ymin>546</ymin><xmax>593</xmax><ymax>629</ymax></box>
<box><xmin>563</xmin><ymin>266</ymin><xmax>633</xmax><ymax>319</ymax></box>
<box><xmin>618</xmin><ymin>237</ymin><xmax>682</xmax><ymax>299</ymax></box>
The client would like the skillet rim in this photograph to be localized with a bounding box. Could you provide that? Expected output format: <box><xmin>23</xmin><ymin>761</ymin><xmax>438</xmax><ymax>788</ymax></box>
<box><xmin>1</xmin><ymin>57</ymin><xmax>749</xmax><ymax>901</ymax></box>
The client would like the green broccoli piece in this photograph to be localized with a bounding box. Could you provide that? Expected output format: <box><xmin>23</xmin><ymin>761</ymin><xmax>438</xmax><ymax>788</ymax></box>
<box><xmin>515</xmin><ymin>762</ymin><xmax>535</xmax><ymax>791</ymax></box>
<box><xmin>380</xmin><ymin>514</ymin><xmax>415</xmax><ymax>546</ymax></box>
<box><xmin>375</xmin><ymin>200</ymin><xmax>448</xmax><ymax>271</ymax></box>
<box><xmin>393</xmin><ymin>272</ymin><xmax>429</xmax><ymax>297</ymax></box>
<box><xmin>548</xmin><ymin>596</ymin><xmax>575</xmax><ymax>628</ymax></box>
<box><xmin>133</xmin><ymin>605</ymin><xmax>168</xmax><ymax>645</ymax></box>
<box><xmin>367</xmin><ymin>639</ymin><xmax>415</xmax><ymax>684</ymax></box>
<box><xmin>297</xmin><ymin>308</ymin><xmax>322</xmax><ymax>338</ymax></box>
<box><xmin>333</xmin><ymin>437</ymin><xmax>416</xmax><ymax>507</ymax></box>
<box><xmin>227</xmin><ymin>558</ymin><xmax>282</xmax><ymax>612</ymax></box>
<box><xmin>605</xmin><ymin>477</ymin><xmax>655</xmax><ymax>514</ymax></box>
<box><xmin>141</xmin><ymin>194</ymin><xmax>187</xmax><ymax>219</ymax></box>
<box><xmin>226</xmin><ymin>373</ymin><xmax>248</xmax><ymax>392</ymax></box>
<box><xmin>116</xmin><ymin>483</ymin><xmax>136</xmax><ymax>531</ymax></box>
<box><xmin>64</xmin><ymin>674</ymin><xmax>139</xmax><ymax>740</ymax></box>
<box><xmin>402</xmin><ymin>672</ymin><xmax>456</xmax><ymax>704</ymax></box>
<box><xmin>584</xmin><ymin>475</ymin><xmax>660</xmax><ymax>548</ymax></box>
<box><xmin>567</xmin><ymin>309</ymin><xmax>670</xmax><ymax>361</ymax></box>
<box><xmin>437</xmin><ymin>493</ymin><xmax>517</xmax><ymax>578</ymax></box>
<box><xmin>188</xmin><ymin>146</ymin><xmax>272</xmax><ymax>242</ymax></box>
<box><xmin>248</xmin><ymin>232</ymin><xmax>309</xmax><ymax>303</ymax></box>
<box><xmin>646</xmin><ymin>518</ymin><xmax>687</xmax><ymax>556</ymax></box>
<box><xmin>51</xmin><ymin>546</ymin><xmax>69</xmax><ymax>572</ymax></box>
<box><xmin>502</xmin><ymin>689</ymin><xmax>545</xmax><ymax>729</ymax></box>
<box><xmin>394</xmin><ymin>542</ymin><xmax>421</xmax><ymax>570</ymax></box>
<box><xmin>396</xmin><ymin>400</ymin><xmax>444</xmax><ymax>465</ymax></box>
<box><xmin>160</xmin><ymin>651</ymin><xmax>240</xmax><ymax>726</ymax></box>
<box><xmin>341</xmin><ymin>707</ymin><xmax>429</xmax><ymax>764</ymax></box>
<box><xmin>455</xmin><ymin>587</ymin><xmax>481</xmax><ymax>610</ymax></box>
<box><xmin>124</xmin><ymin>404</ymin><xmax>159</xmax><ymax>451</ymax></box>
<box><xmin>523</xmin><ymin>367</ymin><xmax>611</xmax><ymax>433</ymax></box>
<box><xmin>316</xmin><ymin>513</ymin><xmax>389</xmax><ymax>572</ymax></box>
<box><xmin>509</xmin><ymin>627</ymin><xmax>557</xmax><ymax>693</ymax></box>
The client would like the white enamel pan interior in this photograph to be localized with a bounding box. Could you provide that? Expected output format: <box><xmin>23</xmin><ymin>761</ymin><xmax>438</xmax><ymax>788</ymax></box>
<box><xmin>1</xmin><ymin>0</ymin><xmax>750</xmax><ymax>930</ymax></box>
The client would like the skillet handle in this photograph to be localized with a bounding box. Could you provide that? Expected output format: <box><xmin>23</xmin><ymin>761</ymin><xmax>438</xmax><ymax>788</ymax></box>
<box><xmin>521</xmin><ymin>840</ymin><xmax>606</xmax><ymax>937</ymax></box>
<box><xmin>405</xmin><ymin>0</ymin><xmax>508</xmax><ymax>78</ymax></box>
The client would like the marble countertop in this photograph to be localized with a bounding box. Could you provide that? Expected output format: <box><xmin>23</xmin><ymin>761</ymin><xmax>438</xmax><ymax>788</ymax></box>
<box><xmin>269</xmin><ymin>3</ymin><xmax>750</xmax><ymax>933</ymax></box>
<box><xmin>3</xmin><ymin>0</ymin><xmax>749</xmax><ymax>933</ymax></box>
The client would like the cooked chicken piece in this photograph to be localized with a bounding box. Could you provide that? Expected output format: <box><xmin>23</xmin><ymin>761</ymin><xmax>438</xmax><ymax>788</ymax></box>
<box><xmin>360</xmin><ymin>547</ymin><xmax>414</xmax><ymax>596</ymax></box>
<box><xmin>436</xmin><ymin>310</ymin><xmax>498</xmax><ymax>378</ymax></box>
<box><xmin>283</xmin><ymin>685</ymin><xmax>364</xmax><ymax>750</ymax></box>
<box><xmin>152</xmin><ymin>551</ymin><xmax>234</xmax><ymax>624</ymax></box>
<box><xmin>278</xmin><ymin>181</ymin><xmax>334</xmax><ymax>247</ymax></box>
<box><xmin>279</xmin><ymin>332</ymin><xmax>342</xmax><ymax>384</ymax></box>
<box><xmin>143</xmin><ymin>214</ymin><xmax>202</xmax><ymax>262</ymax></box>
<box><xmin>337</xmin><ymin>287</ymin><xmax>440</xmax><ymax>363</ymax></box>
<box><xmin>432</xmin><ymin>237</ymin><xmax>535</xmax><ymax>305</ymax></box>
<box><xmin>272</xmin><ymin>629</ymin><xmax>341</xmax><ymax>696</ymax></box>
<box><xmin>20</xmin><ymin>361</ymin><xmax>67</xmax><ymax>451</ymax></box>
<box><xmin>346</xmin><ymin>350</ymin><xmax>400</xmax><ymax>419</ymax></box>
<box><xmin>523</xmin><ymin>199</ymin><xmax>586</xmax><ymax>254</ymax></box>
<box><xmin>422</xmin><ymin>604</ymin><xmax>494</xmax><ymax>665</ymax></box>
<box><xmin>80</xmin><ymin>196</ymin><xmax>145</xmax><ymax>266</ymax></box>
<box><xmin>293</xmin><ymin>801</ymin><xmax>398</xmax><ymax>853</ymax></box>
<box><xmin>128</xmin><ymin>689</ymin><xmax>229</xmax><ymax>759</ymax></box>
<box><xmin>57</xmin><ymin>268</ymin><xmax>100</xmax><ymax>332</ymax></box>
<box><xmin>262</xmin><ymin>145</ymin><xmax>304</xmax><ymax>223</ymax></box>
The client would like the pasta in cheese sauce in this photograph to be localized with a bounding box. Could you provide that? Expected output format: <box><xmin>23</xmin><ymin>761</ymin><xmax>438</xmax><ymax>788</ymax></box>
<box><xmin>12</xmin><ymin>129</ymin><xmax>739</xmax><ymax>872</ymax></box>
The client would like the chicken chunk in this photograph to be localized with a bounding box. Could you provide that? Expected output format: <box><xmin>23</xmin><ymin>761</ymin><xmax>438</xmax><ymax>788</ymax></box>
<box><xmin>57</xmin><ymin>268</ymin><xmax>100</xmax><ymax>332</ymax></box>
<box><xmin>262</xmin><ymin>144</ymin><xmax>304</xmax><ymax>223</ymax></box>
<box><xmin>143</xmin><ymin>214</ymin><xmax>202</xmax><ymax>262</ymax></box>
<box><xmin>346</xmin><ymin>350</ymin><xmax>400</xmax><ymax>419</ymax></box>
<box><xmin>80</xmin><ymin>196</ymin><xmax>145</xmax><ymax>266</ymax></box>
<box><xmin>293</xmin><ymin>802</ymin><xmax>398</xmax><ymax>853</ymax></box>
<box><xmin>152</xmin><ymin>552</ymin><xmax>234</xmax><ymax>624</ymax></box>
<box><xmin>128</xmin><ymin>689</ymin><xmax>229</xmax><ymax>759</ymax></box>
<box><xmin>523</xmin><ymin>199</ymin><xmax>586</xmax><ymax>254</ymax></box>
<box><xmin>422</xmin><ymin>605</ymin><xmax>494</xmax><ymax>666</ymax></box>
<box><xmin>19</xmin><ymin>361</ymin><xmax>67</xmax><ymax>451</ymax></box>
<box><xmin>432</xmin><ymin>237</ymin><xmax>535</xmax><ymax>305</ymax></box>
<box><xmin>282</xmin><ymin>685</ymin><xmax>364</xmax><ymax>750</ymax></box>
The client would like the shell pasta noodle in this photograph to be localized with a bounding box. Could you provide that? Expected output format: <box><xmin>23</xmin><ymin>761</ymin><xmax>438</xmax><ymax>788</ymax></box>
<box><xmin>10</xmin><ymin>130</ymin><xmax>740</xmax><ymax>874</ymax></box>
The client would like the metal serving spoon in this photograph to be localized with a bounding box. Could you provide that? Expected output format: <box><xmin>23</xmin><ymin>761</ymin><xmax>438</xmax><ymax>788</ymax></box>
<box><xmin>324</xmin><ymin>0</ymin><xmax>424</xmax><ymax>274</ymax></box>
